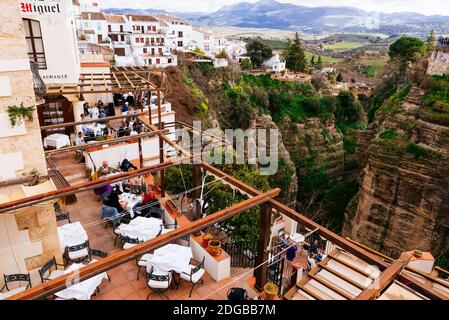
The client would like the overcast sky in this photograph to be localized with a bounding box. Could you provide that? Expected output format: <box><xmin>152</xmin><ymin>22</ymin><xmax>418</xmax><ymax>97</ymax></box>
<box><xmin>97</xmin><ymin>0</ymin><xmax>449</xmax><ymax>16</ymax></box>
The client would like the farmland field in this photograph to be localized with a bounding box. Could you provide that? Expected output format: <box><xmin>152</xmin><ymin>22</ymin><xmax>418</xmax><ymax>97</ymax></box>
<box><xmin>324</xmin><ymin>41</ymin><xmax>364</xmax><ymax>50</ymax></box>
<box><xmin>305</xmin><ymin>50</ymin><xmax>343</xmax><ymax>64</ymax></box>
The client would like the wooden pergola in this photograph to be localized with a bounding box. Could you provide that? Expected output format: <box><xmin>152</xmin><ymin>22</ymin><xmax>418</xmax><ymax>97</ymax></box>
<box><xmin>45</xmin><ymin>66</ymin><xmax>165</xmax><ymax>95</ymax></box>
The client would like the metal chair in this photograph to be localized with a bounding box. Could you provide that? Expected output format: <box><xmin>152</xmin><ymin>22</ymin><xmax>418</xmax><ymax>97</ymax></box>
<box><xmin>63</xmin><ymin>240</ymin><xmax>91</xmax><ymax>266</ymax></box>
<box><xmin>1</xmin><ymin>273</ymin><xmax>32</xmax><ymax>296</ymax></box>
<box><xmin>146</xmin><ymin>266</ymin><xmax>173</xmax><ymax>300</ymax></box>
<box><xmin>38</xmin><ymin>256</ymin><xmax>65</xmax><ymax>283</ymax></box>
<box><xmin>54</xmin><ymin>202</ymin><xmax>71</xmax><ymax>224</ymax></box>
<box><xmin>121</xmin><ymin>235</ymin><xmax>142</xmax><ymax>250</ymax></box>
<box><xmin>136</xmin><ymin>253</ymin><xmax>154</xmax><ymax>280</ymax></box>
<box><xmin>177</xmin><ymin>257</ymin><xmax>206</xmax><ymax>297</ymax></box>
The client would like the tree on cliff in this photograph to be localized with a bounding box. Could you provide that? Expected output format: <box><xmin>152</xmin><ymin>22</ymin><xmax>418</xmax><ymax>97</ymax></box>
<box><xmin>316</xmin><ymin>56</ymin><xmax>323</xmax><ymax>69</ymax></box>
<box><xmin>389</xmin><ymin>36</ymin><xmax>426</xmax><ymax>62</ymax></box>
<box><xmin>426</xmin><ymin>29</ymin><xmax>436</xmax><ymax>50</ymax></box>
<box><xmin>246</xmin><ymin>38</ymin><xmax>272</xmax><ymax>69</ymax></box>
<box><xmin>336</xmin><ymin>90</ymin><xmax>362</xmax><ymax>122</ymax></box>
<box><xmin>284</xmin><ymin>32</ymin><xmax>307</xmax><ymax>72</ymax></box>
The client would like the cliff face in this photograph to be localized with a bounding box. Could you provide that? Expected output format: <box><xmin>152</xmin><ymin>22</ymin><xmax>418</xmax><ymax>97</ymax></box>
<box><xmin>253</xmin><ymin>115</ymin><xmax>298</xmax><ymax>207</ymax></box>
<box><xmin>343</xmin><ymin>88</ymin><xmax>449</xmax><ymax>258</ymax></box>
<box><xmin>279</xmin><ymin>116</ymin><xmax>345</xmax><ymax>214</ymax></box>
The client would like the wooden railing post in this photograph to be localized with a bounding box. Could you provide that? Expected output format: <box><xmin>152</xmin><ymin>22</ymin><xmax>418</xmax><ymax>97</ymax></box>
<box><xmin>254</xmin><ymin>203</ymin><xmax>273</xmax><ymax>291</ymax></box>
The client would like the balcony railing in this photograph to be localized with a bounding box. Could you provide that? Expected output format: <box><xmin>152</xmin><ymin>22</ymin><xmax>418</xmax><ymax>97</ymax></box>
<box><xmin>30</xmin><ymin>61</ymin><xmax>46</xmax><ymax>103</ymax></box>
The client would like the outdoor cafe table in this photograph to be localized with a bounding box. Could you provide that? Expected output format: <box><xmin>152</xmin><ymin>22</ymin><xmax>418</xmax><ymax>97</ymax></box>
<box><xmin>119</xmin><ymin>192</ymin><xmax>142</xmax><ymax>218</ymax></box>
<box><xmin>85</xmin><ymin>123</ymin><xmax>106</xmax><ymax>136</ymax></box>
<box><xmin>118</xmin><ymin>216</ymin><xmax>163</xmax><ymax>241</ymax></box>
<box><xmin>147</xmin><ymin>244</ymin><xmax>193</xmax><ymax>274</ymax></box>
<box><xmin>43</xmin><ymin>133</ymin><xmax>70</xmax><ymax>149</ymax></box>
<box><xmin>54</xmin><ymin>260</ymin><xmax>109</xmax><ymax>300</ymax></box>
<box><xmin>57</xmin><ymin>222</ymin><xmax>89</xmax><ymax>252</ymax></box>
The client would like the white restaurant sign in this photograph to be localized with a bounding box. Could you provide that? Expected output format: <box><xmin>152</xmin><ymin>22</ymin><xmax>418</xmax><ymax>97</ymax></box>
<box><xmin>20</xmin><ymin>0</ymin><xmax>81</xmax><ymax>85</ymax></box>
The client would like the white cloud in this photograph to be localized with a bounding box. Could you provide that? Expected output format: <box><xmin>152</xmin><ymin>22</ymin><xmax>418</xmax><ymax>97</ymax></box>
<box><xmin>96</xmin><ymin>0</ymin><xmax>449</xmax><ymax>15</ymax></box>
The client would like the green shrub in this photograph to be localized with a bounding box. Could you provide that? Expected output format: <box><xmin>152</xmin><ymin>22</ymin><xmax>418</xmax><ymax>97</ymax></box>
<box><xmin>406</xmin><ymin>142</ymin><xmax>441</xmax><ymax>159</ymax></box>
<box><xmin>379</xmin><ymin>129</ymin><xmax>397</xmax><ymax>140</ymax></box>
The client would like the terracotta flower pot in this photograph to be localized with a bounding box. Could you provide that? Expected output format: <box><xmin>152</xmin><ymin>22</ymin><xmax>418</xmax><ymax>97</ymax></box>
<box><xmin>264</xmin><ymin>283</ymin><xmax>278</xmax><ymax>300</ymax></box>
<box><xmin>208</xmin><ymin>240</ymin><xmax>222</xmax><ymax>256</ymax></box>
<box><xmin>202</xmin><ymin>238</ymin><xmax>212</xmax><ymax>248</ymax></box>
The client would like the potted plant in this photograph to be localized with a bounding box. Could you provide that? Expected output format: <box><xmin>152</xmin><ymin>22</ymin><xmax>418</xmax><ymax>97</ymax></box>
<box><xmin>7</xmin><ymin>103</ymin><xmax>35</xmax><ymax>127</ymax></box>
<box><xmin>413</xmin><ymin>250</ymin><xmax>423</xmax><ymax>258</ymax></box>
<box><xmin>85</xmin><ymin>167</ymin><xmax>92</xmax><ymax>180</ymax></box>
<box><xmin>264</xmin><ymin>282</ymin><xmax>278</xmax><ymax>300</ymax></box>
<box><xmin>208</xmin><ymin>239</ymin><xmax>222</xmax><ymax>256</ymax></box>
<box><xmin>202</xmin><ymin>232</ymin><xmax>214</xmax><ymax>247</ymax></box>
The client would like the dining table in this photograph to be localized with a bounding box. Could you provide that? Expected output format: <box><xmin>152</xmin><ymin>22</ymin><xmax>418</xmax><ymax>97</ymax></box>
<box><xmin>119</xmin><ymin>192</ymin><xmax>142</xmax><ymax>218</ymax></box>
<box><xmin>57</xmin><ymin>222</ymin><xmax>89</xmax><ymax>252</ymax></box>
<box><xmin>54</xmin><ymin>260</ymin><xmax>109</xmax><ymax>300</ymax></box>
<box><xmin>118</xmin><ymin>216</ymin><xmax>163</xmax><ymax>241</ymax></box>
<box><xmin>43</xmin><ymin>133</ymin><xmax>71</xmax><ymax>149</ymax></box>
<box><xmin>147</xmin><ymin>244</ymin><xmax>193</xmax><ymax>274</ymax></box>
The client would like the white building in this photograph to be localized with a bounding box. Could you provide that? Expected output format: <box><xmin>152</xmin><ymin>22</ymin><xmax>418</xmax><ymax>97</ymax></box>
<box><xmin>155</xmin><ymin>14</ymin><xmax>192</xmax><ymax>53</ymax></box>
<box><xmin>123</xmin><ymin>14</ymin><xmax>177</xmax><ymax>67</ymax></box>
<box><xmin>80</xmin><ymin>11</ymin><xmax>108</xmax><ymax>44</ymax></box>
<box><xmin>263</xmin><ymin>53</ymin><xmax>286</xmax><ymax>73</ymax></box>
<box><xmin>104</xmin><ymin>14</ymin><xmax>133</xmax><ymax>66</ymax></box>
<box><xmin>191</xmin><ymin>29</ymin><xmax>215</xmax><ymax>57</ymax></box>
<box><xmin>21</xmin><ymin>0</ymin><xmax>81</xmax><ymax>85</ymax></box>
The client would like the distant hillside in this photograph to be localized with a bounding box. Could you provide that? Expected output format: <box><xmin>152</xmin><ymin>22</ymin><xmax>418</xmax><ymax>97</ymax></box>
<box><xmin>104</xmin><ymin>0</ymin><xmax>449</xmax><ymax>36</ymax></box>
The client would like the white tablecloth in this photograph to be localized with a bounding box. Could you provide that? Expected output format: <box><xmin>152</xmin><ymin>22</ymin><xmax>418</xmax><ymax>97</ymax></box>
<box><xmin>57</xmin><ymin>222</ymin><xmax>89</xmax><ymax>252</ymax></box>
<box><xmin>290</xmin><ymin>233</ymin><xmax>305</xmax><ymax>243</ymax></box>
<box><xmin>148</xmin><ymin>244</ymin><xmax>193</xmax><ymax>274</ymax></box>
<box><xmin>85</xmin><ymin>124</ymin><xmax>106</xmax><ymax>136</ymax></box>
<box><xmin>43</xmin><ymin>134</ymin><xmax>70</xmax><ymax>149</ymax></box>
<box><xmin>118</xmin><ymin>217</ymin><xmax>162</xmax><ymax>241</ymax></box>
<box><xmin>119</xmin><ymin>193</ymin><xmax>142</xmax><ymax>218</ymax></box>
<box><xmin>55</xmin><ymin>260</ymin><xmax>109</xmax><ymax>300</ymax></box>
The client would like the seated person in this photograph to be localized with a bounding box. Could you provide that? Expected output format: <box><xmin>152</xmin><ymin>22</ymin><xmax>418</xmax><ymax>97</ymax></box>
<box><xmin>120</xmin><ymin>158</ymin><xmax>138</xmax><ymax>172</ymax></box>
<box><xmin>103</xmin><ymin>186</ymin><xmax>123</xmax><ymax>214</ymax></box>
<box><xmin>75</xmin><ymin>132</ymin><xmax>85</xmax><ymax>145</ymax></box>
<box><xmin>286</xmin><ymin>242</ymin><xmax>298</xmax><ymax>262</ymax></box>
<box><xmin>141</xmin><ymin>184</ymin><xmax>155</xmax><ymax>205</ymax></box>
<box><xmin>98</xmin><ymin>160</ymin><xmax>118</xmax><ymax>177</ymax></box>
<box><xmin>100</xmin><ymin>205</ymin><xmax>121</xmax><ymax>226</ymax></box>
<box><xmin>309</xmin><ymin>239</ymin><xmax>319</xmax><ymax>255</ymax></box>
<box><xmin>88</xmin><ymin>105</ymin><xmax>99</xmax><ymax>119</ymax></box>
<box><xmin>80</xmin><ymin>115</ymin><xmax>94</xmax><ymax>135</ymax></box>
<box><xmin>98</xmin><ymin>108</ymin><xmax>107</xmax><ymax>124</ymax></box>
<box><xmin>117</xmin><ymin>125</ymin><xmax>127</xmax><ymax>137</ymax></box>
<box><xmin>121</xmin><ymin>102</ymin><xmax>129</xmax><ymax>114</ymax></box>
<box><xmin>307</xmin><ymin>253</ymin><xmax>317</xmax><ymax>270</ymax></box>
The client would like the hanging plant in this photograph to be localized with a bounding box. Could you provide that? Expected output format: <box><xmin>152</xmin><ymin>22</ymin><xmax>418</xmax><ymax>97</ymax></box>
<box><xmin>7</xmin><ymin>103</ymin><xmax>35</xmax><ymax>127</ymax></box>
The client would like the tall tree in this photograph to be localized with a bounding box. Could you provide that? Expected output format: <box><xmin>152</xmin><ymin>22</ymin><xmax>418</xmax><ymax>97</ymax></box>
<box><xmin>310</xmin><ymin>55</ymin><xmax>316</xmax><ymax>67</ymax></box>
<box><xmin>427</xmin><ymin>29</ymin><xmax>436</xmax><ymax>50</ymax></box>
<box><xmin>389</xmin><ymin>36</ymin><xmax>426</xmax><ymax>62</ymax></box>
<box><xmin>316</xmin><ymin>56</ymin><xmax>323</xmax><ymax>69</ymax></box>
<box><xmin>246</xmin><ymin>38</ymin><xmax>272</xmax><ymax>69</ymax></box>
<box><xmin>336</xmin><ymin>72</ymin><xmax>343</xmax><ymax>82</ymax></box>
<box><xmin>284</xmin><ymin>32</ymin><xmax>307</xmax><ymax>72</ymax></box>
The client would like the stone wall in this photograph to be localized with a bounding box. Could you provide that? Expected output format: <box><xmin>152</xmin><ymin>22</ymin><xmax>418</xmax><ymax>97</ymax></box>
<box><xmin>427</xmin><ymin>48</ymin><xmax>449</xmax><ymax>76</ymax></box>
<box><xmin>0</xmin><ymin>0</ymin><xmax>61</xmax><ymax>289</ymax></box>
